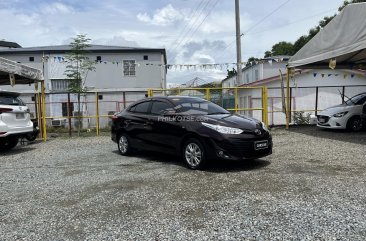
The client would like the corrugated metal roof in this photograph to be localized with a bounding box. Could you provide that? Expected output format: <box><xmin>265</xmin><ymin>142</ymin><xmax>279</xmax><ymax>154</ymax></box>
<box><xmin>0</xmin><ymin>44</ymin><xmax>167</xmax><ymax>64</ymax></box>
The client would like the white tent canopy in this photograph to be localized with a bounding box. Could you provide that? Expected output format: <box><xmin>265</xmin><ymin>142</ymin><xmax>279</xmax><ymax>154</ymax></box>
<box><xmin>288</xmin><ymin>3</ymin><xmax>366</xmax><ymax>69</ymax></box>
<box><xmin>0</xmin><ymin>57</ymin><xmax>43</xmax><ymax>85</ymax></box>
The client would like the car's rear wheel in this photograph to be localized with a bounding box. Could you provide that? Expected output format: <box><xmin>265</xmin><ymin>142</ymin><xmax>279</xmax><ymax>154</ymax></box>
<box><xmin>347</xmin><ymin>116</ymin><xmax>362</xmax><ymax>131</ymax></box>
<box><xmin>0</xmin><ymin>137</ymin><xmax>19</xmax><ymax>151</ymax></box>
<box><xmin>118</xmin><ymin>133</ymin><xmax>132</xmax><ymax>155</ymax></box>
<box><xmin>182</xmin><ymin>138</ymin><xmax>206</xmax><ymax>170</ymax></box>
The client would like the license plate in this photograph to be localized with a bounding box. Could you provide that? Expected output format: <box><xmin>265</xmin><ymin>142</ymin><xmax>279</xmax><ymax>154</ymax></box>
<box><xmin>16</xmin><ymin>113</ymin><xmax>25</xmax><ymax>119</ymax></box>
<box><xmin>319</xmin><ymin>118</ymin><xmax>325</xmax><ymax>123</ymax></box>
<box><xmin>255</xmin><ymin>140</ymin><xmax>268</xmax><ymax>150</ymax></box>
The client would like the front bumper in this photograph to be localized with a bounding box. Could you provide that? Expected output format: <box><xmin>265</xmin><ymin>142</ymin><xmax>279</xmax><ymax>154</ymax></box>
<box><xmin>316</xmin><ymin>115</ymin><xmax>347</xmax><ymax>129</ymax></box>
<box><xmin>206</xmin><ymin>136</ymin><xmax>273</xmax><ymax>161</ymax></box>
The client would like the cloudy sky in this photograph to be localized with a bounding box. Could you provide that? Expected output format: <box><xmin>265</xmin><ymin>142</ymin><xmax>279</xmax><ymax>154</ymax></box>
<box><xmin>0</xmin><ymin>0</ymin><xmax>345</xmax><ymax>85</ymax></box>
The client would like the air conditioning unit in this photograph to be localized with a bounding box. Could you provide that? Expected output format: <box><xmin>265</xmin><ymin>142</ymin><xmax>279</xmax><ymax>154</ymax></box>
<box><xmin>51</xmin><ymin>118</ymin><xmax>66</xmax><ymax>127</ymax></box>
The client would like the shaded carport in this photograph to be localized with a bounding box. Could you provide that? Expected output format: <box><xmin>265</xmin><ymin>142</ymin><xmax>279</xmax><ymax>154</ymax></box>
<box><xmin>286</xmin><ymin>2</ymin><xmax>366</xmax><ymax>128</ymax></box>
<box><xmin>0</xmin><ymin>57</ymin><xmax>47</xmax><ymax>140</ymax></box>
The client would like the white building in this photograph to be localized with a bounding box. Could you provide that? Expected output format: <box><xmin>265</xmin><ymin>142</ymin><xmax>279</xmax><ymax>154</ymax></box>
<box><xmin>222</xmin><ymin>57</ymin><xmax>366</xmax><ymax>125</ymax></box>
<box><xmin>0</xmin><ymin>45</ymin><xmax>167</xmax><ymax>128</ymax></box>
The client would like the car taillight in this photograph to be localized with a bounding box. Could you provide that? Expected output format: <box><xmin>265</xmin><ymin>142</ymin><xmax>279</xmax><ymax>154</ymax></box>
<box><xmin>0</xmin><ymin>108</ymin><xmax>13</xmax><ymax>114</ymax></box>
<box><xmin>111</xmin><ymin>115</ymin><xmax>119</xmax><ymax>120</ymax></box>
<box><xmin>0</xmin><ymin>132</ymin><xmax>7</xmax><ymax>135</ymax></box>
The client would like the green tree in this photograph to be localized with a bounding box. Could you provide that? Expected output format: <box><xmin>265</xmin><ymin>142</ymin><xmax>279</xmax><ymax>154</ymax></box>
<box><xmin>270</xmin><ymin>41</ymin><xmax>294</xmax><ymax>56</ymax></box>
<box><xmin>226</xmin><ymin>68</ymin><xmax>237</xmax><ymax>78</ymax></box>
<box><xmin>64</xmin><ymin>34</ymin><xmax>96</xmax><ymax>136</ymax></box>
<box><xmin>264</xmin><ymin>51</ymin><xmax>272</xmax><ymax>58</ymax></box>
<box><xmin>246</xmin><ymin>57</ymin><xmax>260</xmax><ymax>67</ymax></box>
<box><xmin>265</xmin><ymin>0</ymin><xmax>366</xmax><ymax>57</ymax></box>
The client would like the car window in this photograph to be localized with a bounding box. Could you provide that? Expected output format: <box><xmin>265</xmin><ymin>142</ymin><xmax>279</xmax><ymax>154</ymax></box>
<box><xmin>151</xmin><ymin>101</ymin><xmax>174</xmax><ymax>115</ymax></box>
<box><xmin>172</xmin><ymin>99</ymin><xmax>229</xmax><ymax>115</ymax></box>
<box><xmin>345</xmin><ymin>93</ymin><xmax>366</xmax><ymax>105</ymax></box>
<box><xmin>130</xmin><ymin>101</ymin><xmax>150</xmax><ymax>114</ymax></box>
<box><xmin>0</xmin><ymin>95</ymin><xmax>25</xmax><ymax>106</ymax></box>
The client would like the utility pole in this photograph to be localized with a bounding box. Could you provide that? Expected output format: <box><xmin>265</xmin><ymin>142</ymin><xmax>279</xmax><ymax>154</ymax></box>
<box><xmin>235</xmin><ymin>0</ymin><xmax>242</xmax><ymax>86</ymax></box>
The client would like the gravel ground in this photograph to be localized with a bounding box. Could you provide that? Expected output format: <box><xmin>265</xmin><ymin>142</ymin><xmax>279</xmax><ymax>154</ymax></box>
<box><xmin>1</xmin><ymin>126</ymin><xmax>366</xmax><ymax>241</ymax></box>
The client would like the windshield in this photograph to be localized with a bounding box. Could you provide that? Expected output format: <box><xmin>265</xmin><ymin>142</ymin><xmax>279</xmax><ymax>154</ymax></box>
<box><xmin>171</xmin><ymin>98</ymin><xmax>230</xmax><ymax>115</ymax></box>
<box><xmin>345</xmin><ymin>93</ymin><xmax>366</xmax><ymax>105</ymax></box>
<box><xmin>0</xmin><ymin>95</ymin><xmax>25</xmax><ymax>106</ymax></box>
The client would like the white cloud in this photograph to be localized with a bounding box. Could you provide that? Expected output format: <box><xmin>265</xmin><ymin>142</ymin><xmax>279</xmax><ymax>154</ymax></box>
<box><xmin>137</xmin><ymin>4</ymin><xmax>183</xmax><ymax>26</ymax></box>
<box><xmin>40</xmin><ymin>2</ymin><xmax>74</xmax><ymax>14</ymax></box>
<box><xmin>93</xmin><ymin>36</ymin><xmax>139</xmax><ymax>47</ymax></box>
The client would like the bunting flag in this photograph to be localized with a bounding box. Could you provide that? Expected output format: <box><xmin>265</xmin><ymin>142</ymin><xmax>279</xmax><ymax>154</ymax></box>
<box><xmin>321</xmin><ymin>74</ymin><xmax>325</xmax><ymax>78</ymax></box>
<box><xmin>329</xmin><ymin>58</ymin><xmax>336</xmax><ymax>69</ymax></box>
<box><xmin>313</xmin><ymin>73</ymin><xmax>317</xmax><ymax>77</ymax></box>
<box><xmin>9</xmin><ymin>73</ymin><xmax>15</xmax><ymax>86</ymax></box>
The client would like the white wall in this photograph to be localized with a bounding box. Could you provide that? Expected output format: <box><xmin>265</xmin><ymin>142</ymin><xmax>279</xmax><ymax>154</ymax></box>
<box><xmin>237</xmin><ymin>69</ymin><xmax>366</xmax><ymax>125</ymax></box>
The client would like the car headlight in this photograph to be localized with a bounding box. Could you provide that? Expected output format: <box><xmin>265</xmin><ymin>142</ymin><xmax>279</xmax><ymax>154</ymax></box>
<box><xmin>333</xmin><ymin>111</ymin><xmax>348</xmax><ymax>117</ymax></box>
<box><xmin>201</xmin><ymin>122</ymin><xmax>243</xmax><ymax>134</ymax></box>
<box><xmin>261</xmin><ymin>122</ymin><xmax>269</xmax><ymax>131</ymax></box>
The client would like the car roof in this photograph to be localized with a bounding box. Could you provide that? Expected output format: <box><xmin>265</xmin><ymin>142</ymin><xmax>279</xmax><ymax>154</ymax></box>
<box><xmin>0</xmin><ymin>90</ymin><xmax>20</xmax><ymax>97</ymax></box>
<box><xmin>150</xmin><ymin>96</ymin><xmax>205</xmax><ymax>101</ymax></box>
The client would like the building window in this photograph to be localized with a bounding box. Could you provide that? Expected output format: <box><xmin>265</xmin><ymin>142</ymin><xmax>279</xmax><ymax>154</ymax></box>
<box><xmin>62</xmin><ymin>102</ymin><xmax>74</xmax><ymax>117</ymax></box>
<box><xmin>29</xmin><ymin>57</ymin><xmax>34</xmax><ymax>62</ymax></box>
<box><xmin>96</xmin><ymin>56</ymin><xmax>101</xmax><ymax>62</ymax></box>
<box><xmin>143</xmin><ymin>55</ymin><xmax>148</xmax><ymax>60</ymax></box>
<box><xmin>51</xmin><ymin>79</ymin><xmax>69</xmax><ymax>92</ymax></box>
<box><xmin>123</xmin><ymin>60</ymin><xmax>136</xmax><ymax>76</ymax></box>
<box><xmin>246</xmin><ymin>74</ymin><xmax>249</xmax><ymax>83</ymax></box>
<box><xmin>254</xmin><ymin>69</ymin><xmax>259</xmax><ymax>81</ymax></box>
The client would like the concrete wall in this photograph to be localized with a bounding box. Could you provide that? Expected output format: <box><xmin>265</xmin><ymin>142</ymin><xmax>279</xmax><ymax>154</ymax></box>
<box><xmin>0</xmin><ymin>51</ymin><xmax>166</xmax><ymax>93</ymax></box>
<box><xmin>237</xmin><ymin>69</ymin><xmax>366</xmax><ymax>125</ymax></box>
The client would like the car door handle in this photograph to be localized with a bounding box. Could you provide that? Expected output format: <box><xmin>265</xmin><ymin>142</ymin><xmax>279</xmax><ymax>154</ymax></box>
<box><xmin>144</xmin><ymin>121</ymin><xmax>153</xmax><ymax>126</ymax></box>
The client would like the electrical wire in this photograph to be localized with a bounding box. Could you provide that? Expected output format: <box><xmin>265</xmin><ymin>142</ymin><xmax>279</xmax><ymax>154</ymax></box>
<box><xmin>169</xmin><ymin>0</ymin><xmax>220</xmax><ymax>63</ymax></box>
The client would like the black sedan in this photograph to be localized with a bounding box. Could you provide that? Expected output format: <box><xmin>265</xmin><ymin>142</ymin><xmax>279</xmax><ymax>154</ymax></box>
<box><xmin>111</xmin><ymin>96</ymin><xmax>272</xmax><ymax>169</ymax></box>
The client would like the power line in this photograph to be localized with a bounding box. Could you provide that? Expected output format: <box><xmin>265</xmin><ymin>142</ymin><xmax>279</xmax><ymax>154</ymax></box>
<box><xmin>247</xmin><ymin>8</ymin><xmax>338</xmax><ymax>35</ymax></box>
<box><xmin>212</xmin><ymin>0</ymin><xmax>292</xmax><ymax>62</ymax></box>
<box><xmin>169</xmin><ymin>0</ymin><xmax>220</xmax><ymax>63</ymax></box>
<box><xmin>168</xmin><ymin>0</ymin><xmax>206</xmax><ymax>56</ymax></box>
<box><xmin>168</xmin><ymin>0</ymin><xmax>213</xmax><ymax>62</ymax></box>
<box><xmin>242</xmin><ymin>0</ymin><xmax>293</xmax><ymax>35</ymax></box>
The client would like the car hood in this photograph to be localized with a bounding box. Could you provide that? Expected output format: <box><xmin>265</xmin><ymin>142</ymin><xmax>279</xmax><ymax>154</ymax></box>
<box><xmin>318</xmin><ymin>104</ymin><xmax>357</xmax><ymax>116</ymax></box>
<box><xmin>203</xmin><ymin>114</ymin><xmax>260</xmax><ymax>129</ymax></box>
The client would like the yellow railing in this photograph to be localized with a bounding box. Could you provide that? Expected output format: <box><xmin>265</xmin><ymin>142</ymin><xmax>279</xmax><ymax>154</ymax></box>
<box><xmin>148</xmin><ymin>86</ymin><xmax>269</xmax><ymax>126</ymax></box>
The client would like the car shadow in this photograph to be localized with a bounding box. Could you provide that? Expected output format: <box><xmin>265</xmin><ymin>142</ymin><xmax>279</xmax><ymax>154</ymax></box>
<box><xmin>287</xmin><ymin>125</ymin><xmax>366</xmax><ymax>145</ymax></box>
<box><xmin>204</xmin><ymin>159</ymin><xmax>271</xmax><ymax>173</ymax></box>
<box><xmin>112</xmin><ymin>150</ymin><xmax>270</xmax><ymax>172</ymax></box>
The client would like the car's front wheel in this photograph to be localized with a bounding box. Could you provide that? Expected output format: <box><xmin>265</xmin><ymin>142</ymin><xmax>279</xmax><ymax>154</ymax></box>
<box><xmin>182</xmin><ymin>138</ymin><xmax>206</xmax><ymax>170</ymax></box>
<box><xmin>0</xmin><ymin>137</ymin><xmax>19</xmax><ymax>151</ymax></box>
<box><xmin>347</xmin><ymin>116</ymin><xmax>362</xmax><ymax>131</ymax></box>
<box><xmin>118</xmin><ymin>133</ymin><xmax>132</xmax><ymax>155</ymax></box>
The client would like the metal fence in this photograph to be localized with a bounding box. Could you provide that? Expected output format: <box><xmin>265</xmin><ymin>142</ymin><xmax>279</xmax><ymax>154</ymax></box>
<box><xmin>20</xmin><ymin>84</ymin><xmax>366</xmax><ymax>139</ymax></box>
<box><xmin>21</xmin><ymin>90</ymin><xmax>147</xmax><ymax>137</ymax></box>
<box><xmin>148</xmin><ymin>86</ymin><xmax>269</xmax><ymax>125</ymax></box>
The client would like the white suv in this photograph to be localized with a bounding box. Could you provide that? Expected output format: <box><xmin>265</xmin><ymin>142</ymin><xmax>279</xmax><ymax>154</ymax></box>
<box><xmin>0</xmin><ymin>91</ymin><xmax>33</xmax><ymax>151</ymax></box>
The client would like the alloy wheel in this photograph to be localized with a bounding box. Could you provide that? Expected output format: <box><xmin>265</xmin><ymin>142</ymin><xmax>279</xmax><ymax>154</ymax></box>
<box><xmin>185</xmin><ymin>143</ymin><xmax>202</xmax><ymax>167</ymax></box>
<box><xmin>118</xmin><ymin>135</ymin><xmax>128</xmax><ymax>154</ymax></box>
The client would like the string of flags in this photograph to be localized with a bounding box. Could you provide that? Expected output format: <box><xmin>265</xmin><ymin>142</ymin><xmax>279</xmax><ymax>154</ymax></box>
<box><xmin>312</xmin><ymin>72</ymin><xmax>366</xmax><ymax>78</ymax></box>
<box><xmin>48</xmin><ymin>56</ymin><xmax>290</xmax><ymax>70</ymax></box>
